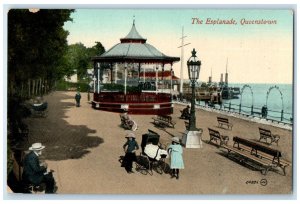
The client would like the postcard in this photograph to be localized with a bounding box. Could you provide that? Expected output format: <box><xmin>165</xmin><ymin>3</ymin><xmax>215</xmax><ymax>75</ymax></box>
<box><xmin>5</xmin><ymin>7</ymin><xmax>294</xmax><ymax>197</ymax></box>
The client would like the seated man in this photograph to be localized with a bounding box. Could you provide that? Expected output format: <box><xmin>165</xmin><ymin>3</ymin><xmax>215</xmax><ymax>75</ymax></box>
<box><xmin>22</xmin><ymin>143</ymin><xmax>56</xmax><ymax>193</ymax></box>
<box><xmin>120</xmin><ymin>109</ymin><xmax>134</xmax><ymax>128</ymax></box>
<box><xmin>181</xmin><ymin>105</ymin><xmax>190</xmax><ymax>120</ymax></box>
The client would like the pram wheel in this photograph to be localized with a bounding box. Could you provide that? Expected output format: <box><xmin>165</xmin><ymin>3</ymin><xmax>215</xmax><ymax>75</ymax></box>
<box><xmin>135</xmin><ymin>163</ymin><xmax>148</xmax><ymax>175</ymax></box>
<box><xmin>135</xmin><ymin>156</ymin><xmax>152</xmax><ymax>176</ymax></box>
<box><xmin>153</xmin><ymin>163</ymin><xmax>163</xmax><ymax>174</ymax></box>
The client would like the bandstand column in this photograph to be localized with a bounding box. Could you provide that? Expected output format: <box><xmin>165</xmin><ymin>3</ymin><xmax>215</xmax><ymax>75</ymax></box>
<box><xmin>161</xmin><ymin>64</ymin><xmax>164</xmax><ymax>80</ymax></box>
<box><xmin>110</xmin><ymin>63</ymin><xmax>113</xmax><ymax>84</ymax></box>
<box><xmin>93</xmin><ymin>76</ymin><xmax>96</xmax><ymax>93</ymax></box>
<box><xmin>124</xmin><ymin>63</ymin><xmax>127</xmax><ymax>95</ymax></box>
<box><xmin>155</xmin><ymin>66</ymin><xmax>158</xmax><ymax>94</ymax></box>
<box><xmin>143</xmin><ymin>65</ymin><xmax>146</xmax><ymax>83</ymax></box>
<box><xmin>138</xmin><ymin>63</ymin><xmax>141</xmax><ymax>82</ymax></box>
<box><xmin>170</xmin><ymin>65</ymin><xmax>173</xmax><ymax>94</ymax></box>
<box><xmin>97</xmin><ymin>63</ymin><xmax>100</xmax><ymax>94</ymax></box>
<box><xmin>115</xmin><ymin>63</ymin><xmax>118</xmax><ymax>84</ymax></box>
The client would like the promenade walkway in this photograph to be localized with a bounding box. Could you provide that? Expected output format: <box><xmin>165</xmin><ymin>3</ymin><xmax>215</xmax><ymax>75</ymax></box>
<box><xmin>22</xmin><ymin>91</ymin><xmax>292</xmax><ymax>195</ymax></box>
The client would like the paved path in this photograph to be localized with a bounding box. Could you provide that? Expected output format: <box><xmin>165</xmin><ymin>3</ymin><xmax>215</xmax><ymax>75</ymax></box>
<box><xmin>24</xmin><ymin>91</ymin><xmax>293</xmax><ymax>195</ymax></box>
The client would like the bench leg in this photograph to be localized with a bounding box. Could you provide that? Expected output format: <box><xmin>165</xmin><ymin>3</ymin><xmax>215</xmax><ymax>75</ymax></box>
<box><xmin>282</xmin><ymin>166</ymin><xmax>287</xmax><ymax>176</ymax></box>
<box><xmin>261</xmin><ymin>167</ymin><xmax>270</xmax><ymax>175</ymax></box>
<box><xmin>226</xmin><ymin>149</ymin><xmax>232</xmax><ymax>157</ymax></box>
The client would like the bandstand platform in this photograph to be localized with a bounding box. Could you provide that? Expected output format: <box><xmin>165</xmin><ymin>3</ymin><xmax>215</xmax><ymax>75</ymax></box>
<box><xmin>92</xmin><ymin>91</ymin><xmax>173</xmax><ymax>115</ymax></box>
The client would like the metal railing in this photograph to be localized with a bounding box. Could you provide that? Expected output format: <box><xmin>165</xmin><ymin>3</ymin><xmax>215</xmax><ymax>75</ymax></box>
<box><xmin>181</xmin><ymin>100</ymin><xmax>293</xmax><ymax>125</ymax></box>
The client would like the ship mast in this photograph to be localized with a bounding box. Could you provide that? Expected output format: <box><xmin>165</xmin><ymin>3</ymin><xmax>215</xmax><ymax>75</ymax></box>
<box><xmin>225</xmin><ymin>58</ymin><xmax>229</xmax><ymax>86</ymax></box>
<box><xmin>178</xmin><ymin>27</ymin><xmax>190</xmax><ymax>96</ymax></box>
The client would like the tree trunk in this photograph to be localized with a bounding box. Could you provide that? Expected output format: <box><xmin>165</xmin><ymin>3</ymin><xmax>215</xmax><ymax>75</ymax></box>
<box><xmin>21</xmin><ymin>82</ymin><xmax>24</xmax><ymax>98</ymax></box>
<box><xmin>28</xmin><ymin>79</ymin><xmax>31</xmax><ymax>97</ymax></box>
<box><xmin>39</xmin><ymin>78</ymin><xmax>42</xmax><ymax>96</ymax></box>
<box><xmin>32</xmin><ymin>80</ymin><xmax>36</xmax><ymax>96</ymax></box>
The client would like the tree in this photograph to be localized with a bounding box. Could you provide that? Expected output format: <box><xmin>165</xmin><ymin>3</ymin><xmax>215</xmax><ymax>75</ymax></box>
<box><xmin>7</xmin><ymin>9</ymin><xmax>74</xmax><ymax>147</ymax></box>
<box><xmin>64</xmin><ymin>41</ymin><xmax>106</xmax><ymax>81</ymax></box>
<box><xmin>87</xmin><ymin>41</ymin><xmax>106</xmax><ymax>68</ymax></box>
<box><xmin>64</xmin><ymin>43</ymin><xmax>88</xmax><ymax>80</ymax></box>
<box><xmin>8</xmin><ymin>9</ymin><xmax>74</xmax><ymax>97</ymax></box>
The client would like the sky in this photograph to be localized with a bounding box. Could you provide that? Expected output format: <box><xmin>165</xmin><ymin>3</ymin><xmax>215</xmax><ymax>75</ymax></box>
<box><xmin>63</xmin><ymin>9</ymin><xmax>294</xmax><ymax>84</ymax></box>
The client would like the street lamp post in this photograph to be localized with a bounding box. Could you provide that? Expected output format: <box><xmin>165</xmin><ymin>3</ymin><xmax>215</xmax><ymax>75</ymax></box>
<box><xmin>182</xmin><ymin>48</ymin><xmax>203</xmax><ymax>148</ymax></box>
<box><xmin>187</xmin><ymin>48</ymin><xmax>201</xmax><ymax>131</ymax></box>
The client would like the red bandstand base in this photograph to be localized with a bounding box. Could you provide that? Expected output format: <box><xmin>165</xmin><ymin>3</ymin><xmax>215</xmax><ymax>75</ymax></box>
<box><xmin>91</xmin><ymin>92</ymin><xmax>173</xmax><ymax>115</ymax></box>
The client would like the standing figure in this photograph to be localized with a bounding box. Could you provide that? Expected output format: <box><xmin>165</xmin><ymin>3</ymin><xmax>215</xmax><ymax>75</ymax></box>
<box><xmin>261</xmin><ymin>105</ymin><xmax>268</xmax><ymax>118</ymax></box>
<box><xmin>75</xmin><ymin>91</ymin><xmax>81</xmax><ymax>107</ymax></box>
<box><xmin>167</xmin><ymin>137</ymin><xmax>184</xmax><ymax>180</ymax></box>
<box><xmin>22</xmin><ymin>143</ymin><xmax>56</xmax><ymax>193</ymax></box>
<box><xmin>122</xmin><ymin>133</ymin><xmax>139</xmax><ymax>173</ymax></box>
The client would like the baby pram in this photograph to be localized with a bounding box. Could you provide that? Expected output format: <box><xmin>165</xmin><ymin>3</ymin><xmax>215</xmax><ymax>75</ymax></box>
<box><xmin>135</xmin><ymin>129</ymin><xmax>168</xmax><ymax>176</ymax></box>
<box><xmin>31</xmin><ymin>102</ymin><xmax>48</xmax><ymax>117</ymax></box>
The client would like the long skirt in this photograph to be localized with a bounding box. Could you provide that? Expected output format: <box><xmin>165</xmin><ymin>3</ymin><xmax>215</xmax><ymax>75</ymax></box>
<box><xmin>122</xmin><ymin>152</ymin><xmax>137</xmax><ymax>172</ymax></box>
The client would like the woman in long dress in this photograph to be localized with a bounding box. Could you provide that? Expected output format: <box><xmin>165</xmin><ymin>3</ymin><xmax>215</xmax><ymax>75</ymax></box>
<box><xmin>167</xmin><ymin>137</ymin><xmax>184</xmax><ymax>179</ymax></box>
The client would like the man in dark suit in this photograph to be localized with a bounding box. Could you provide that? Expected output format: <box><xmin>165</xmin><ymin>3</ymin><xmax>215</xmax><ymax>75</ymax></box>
<box><xmin>22</xmin><ymin>143</ymin><xmax>56</xmax><ymax>193</ymax></box>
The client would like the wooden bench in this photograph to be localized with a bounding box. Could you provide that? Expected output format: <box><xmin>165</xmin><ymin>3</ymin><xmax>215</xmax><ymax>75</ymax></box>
<box><xmin>217</xmin><ymin>117</ymin><xmax>233</xmax><ymax>130</ymax></box>
<box><xmin>222</xmin><ymin>136</ymin><xmax>291</xmax><ymax>175</ymax></box>
<box><xmin>208</xmin><ymin>128</ymin><xmax>229</xmax><ymax>147</ymax></box>
<box><xmin>258</xmin><ymin>127</ymin><xmax>280</xmax><ymax>146</ymax></box>
<box><xmin>152</xmin><ymin>115</ymin><xmax>176</xmax><ymax>128</ymax></box>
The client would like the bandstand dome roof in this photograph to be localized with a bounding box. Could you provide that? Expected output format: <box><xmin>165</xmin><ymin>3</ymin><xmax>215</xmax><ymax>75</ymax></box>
<box><xmin>92</xmin><ymin>21</ymin><xmax>180</xmax><ymax>64</ymax></box>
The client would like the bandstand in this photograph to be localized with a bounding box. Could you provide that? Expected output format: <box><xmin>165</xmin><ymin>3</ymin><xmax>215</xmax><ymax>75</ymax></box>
<box><xmin>91</xmin><ymin>21</ymin><xmax>180</xmax><ymax>115</ymax></box>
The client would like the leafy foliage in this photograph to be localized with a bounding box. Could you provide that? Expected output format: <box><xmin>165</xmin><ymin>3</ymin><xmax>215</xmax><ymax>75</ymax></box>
<box><xmin>64</xmin><ymin>41</ymin><xmax>106</xmax><ymax>80</ymax></box>
<box><xmin>7</xmin><ymin>9</ymin><xmax>74</xmax><ymax>165</ymax></box>
<box><xmin>8</xmin><ymin>9</ymin><xmax>74</xmax><ymax>94</ymax></box>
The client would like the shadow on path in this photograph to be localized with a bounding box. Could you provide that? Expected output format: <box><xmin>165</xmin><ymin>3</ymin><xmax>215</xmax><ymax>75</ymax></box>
<box><xmin>24</xmin><ymin>91</ymin><xmax>104</xmax><ymax>161</ymax></box>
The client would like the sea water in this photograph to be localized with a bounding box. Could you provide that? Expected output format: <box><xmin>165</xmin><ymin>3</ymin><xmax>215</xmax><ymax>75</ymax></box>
<box><xmin>198</xmin><ymin>83</ymin><xmax>293</xmax><ymax>124</ymax></box>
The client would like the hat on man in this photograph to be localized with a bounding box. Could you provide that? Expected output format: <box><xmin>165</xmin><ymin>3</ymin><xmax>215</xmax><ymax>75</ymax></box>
<box><xmin>125</xmin><ymin>132</ymin><xmax>136</xmax><ymax>138</ymax></box>
<box><xmin>29</xmin><ymin>143</ymin><xmax>45</xmax><ymax>151</ymax></box>
<box><xmin>171</xmin><ymin>137</ymin><xmax>180</xmax><ymax>144</ymax></box>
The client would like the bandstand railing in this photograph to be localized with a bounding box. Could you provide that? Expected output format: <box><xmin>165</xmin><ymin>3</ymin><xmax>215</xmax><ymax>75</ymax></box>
<box><xmin>93</xmin><ymin>92</ymin><xmax>172</xmax><ymax>103</ymax></box>
<box><xmin>92</xmin><ymin>91</ymin><xmax>173</xmax><ymax>115</ymax></box>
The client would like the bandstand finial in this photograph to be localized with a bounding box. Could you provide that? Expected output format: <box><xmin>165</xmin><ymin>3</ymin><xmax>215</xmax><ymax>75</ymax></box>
<box><xmin>133</xmin><ymin>15</ymin><xmax>135</xmax><ymax>25</ymax></box>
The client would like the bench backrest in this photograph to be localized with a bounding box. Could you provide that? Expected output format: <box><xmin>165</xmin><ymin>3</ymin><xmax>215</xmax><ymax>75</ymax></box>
<box><xmin>233</xmin><ymin>136</ymin><xmax>281</xmax><ymax>157</ymax></box>
<box><xmin>217</xmin><ymin>117</ymin><xmax>229</xmax><ymax>123</ymax></box>
<box><xmin>259</xmin><ymin>127</ymin><xmax>272</xmax><ymax>137</ymax></box>
<box><xmin>158</xmin><ymin>115</ymin><xmax>172</xmax><ymax>122</ymax></box>
<box><xmin>208</xmin><ymin>128</ymin><xmax>221</xmax><ymax>139</ymax></box>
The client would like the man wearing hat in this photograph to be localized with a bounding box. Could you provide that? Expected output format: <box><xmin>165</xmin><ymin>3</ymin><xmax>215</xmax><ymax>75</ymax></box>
<box><xmin>167</xmin><ymin>137</ymin><xmax>184</xmax><ymax>179</ymax></box>
<box><xmin>122</xmin><ymin>133</ymin><xmax>139</xmax><ymax>173</ymax></box>
<box><xmin>22</xmin><ymin>143</ymin><xmax>56</xmax><ymax>193</ymax></box>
